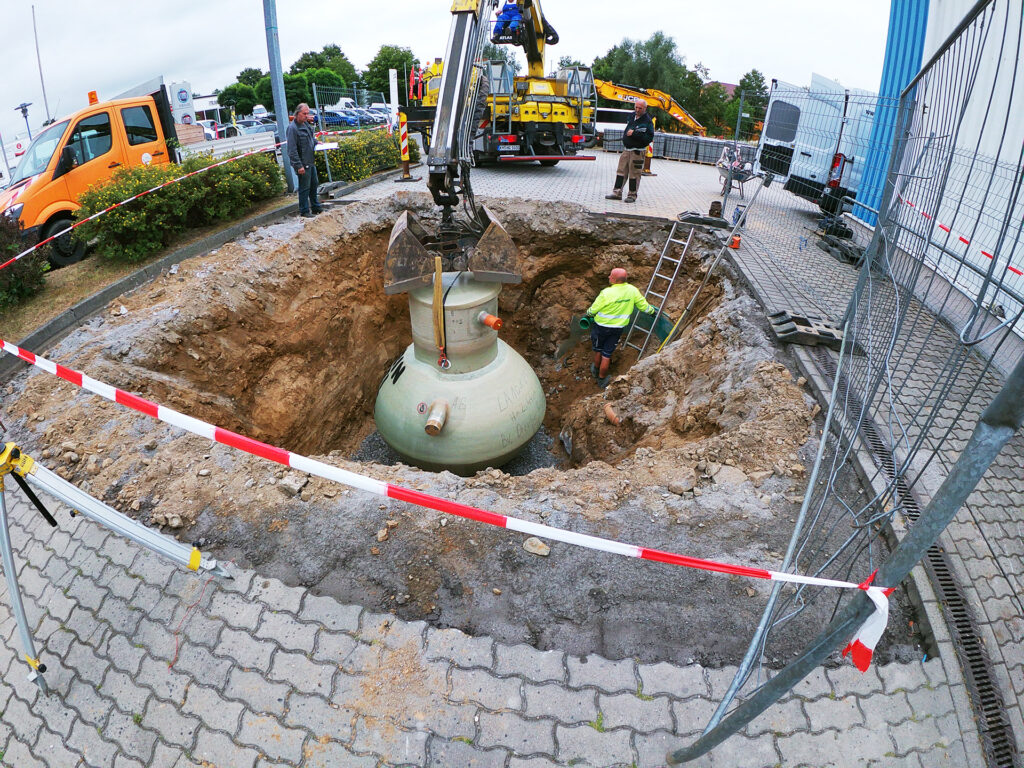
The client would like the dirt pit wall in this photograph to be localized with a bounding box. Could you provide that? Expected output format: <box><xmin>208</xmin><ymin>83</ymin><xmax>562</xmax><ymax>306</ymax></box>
<box><xmin>3</xmin><ymin>193</ymin><xmax>922</xmax><ymax>667</ymax></box>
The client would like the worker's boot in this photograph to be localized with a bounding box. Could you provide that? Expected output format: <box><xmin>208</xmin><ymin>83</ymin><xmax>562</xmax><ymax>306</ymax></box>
<box><xmin>597</xmin><ymin>375</ymin><xmax>611</xmax><ymax>389</ymax></box>
<box><xmin>605</xmin><ymin>189</ymin><xmax>622</xmax><ymax>201</ymax></box>
<box><xmin>590</xmin><ymin>363</ymin><xmax>599</xmax><ymax>378</ymax></box>
<box><xmin>625</xmin><ymin>180</ymin><xmax>637</xmax><ymax>204</ymax></box>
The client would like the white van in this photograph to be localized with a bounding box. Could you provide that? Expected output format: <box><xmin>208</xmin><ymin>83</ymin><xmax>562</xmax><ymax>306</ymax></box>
<box><xmin>252</xmin><ymin>104</ymin><xmax>269</xmax><ymax>120</ymax></box>
<box><xmin>329</xmin><ymin>97</ymin><xmax>357</xmax><ymax>111</ymax></box>
<box><xmin>756</xmin><ymin>73</ymin><xmax>878</xmax><ymax>214</ymax></box>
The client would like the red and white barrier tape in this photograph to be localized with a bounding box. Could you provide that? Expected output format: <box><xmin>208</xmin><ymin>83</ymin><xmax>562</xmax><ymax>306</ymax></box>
<box><xmin>316</xmin><ymin>125</ymin><xmax>388</xmax><ymax>139</ymax></box>
<box><xmin>1</xmin><ymin>124</ymin><xmax>392</xmax><ymax>273</ymax></box>
<box><xmin>0</xmin><ymin>338</ymin><xmax>892</xmax><ymax>669</ymax></box>
<box><xmin>896</xmin><ymin>192</ymin><xmax>1023</xmax><ymax>277</ymax></box>
<box><xmin>0</xmin><ymin>141</ymin><xmax>287</xmax><ymax>273</ymax></box>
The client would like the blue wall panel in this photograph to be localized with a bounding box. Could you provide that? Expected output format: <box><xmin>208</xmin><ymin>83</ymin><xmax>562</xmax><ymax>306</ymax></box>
<box><xmin>853</xmin><ymin>0</ymin><xmax>930</xmax><ymax>225</ymax></box>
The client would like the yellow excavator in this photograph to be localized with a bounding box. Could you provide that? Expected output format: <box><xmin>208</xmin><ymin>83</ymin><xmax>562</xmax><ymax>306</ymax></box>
<box><xmin>594</xmin><ymin>80</ymin><xmax>706</xmax><ymax>136</ymax></box>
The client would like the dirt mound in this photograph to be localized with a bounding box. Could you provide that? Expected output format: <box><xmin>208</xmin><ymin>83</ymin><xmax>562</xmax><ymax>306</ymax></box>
<box><xmin>2</xmin><ymin>193</ymin><xmax>920</xmax><ymax>667</ymax></box>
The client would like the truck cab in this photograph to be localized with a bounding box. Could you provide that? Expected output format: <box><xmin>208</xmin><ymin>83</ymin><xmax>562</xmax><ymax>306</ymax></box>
<box><xmin>0</xmin><ymin>93</ymin><xmax>174</xmax><ymax>265</ymax></box>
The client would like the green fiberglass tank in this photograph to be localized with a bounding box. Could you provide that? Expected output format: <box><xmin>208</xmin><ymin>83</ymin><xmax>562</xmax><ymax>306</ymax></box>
<box><xmin>374</xmin><ymin>272</ymin><xmax>546</xmax><ymax>475</ymax></box>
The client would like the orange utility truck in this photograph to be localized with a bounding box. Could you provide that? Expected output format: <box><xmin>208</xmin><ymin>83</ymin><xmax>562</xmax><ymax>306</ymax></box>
<box><xmin>0</xmin><ymin>80</ymin><xmax>181</xmax><ymax>265</ymax></box>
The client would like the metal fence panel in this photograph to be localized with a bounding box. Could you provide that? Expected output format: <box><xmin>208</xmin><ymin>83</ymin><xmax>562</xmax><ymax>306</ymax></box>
<box><xmin>670</xmin><ymin>1</ymin><xmax>1024</xmax><ymax>763</ymax></box>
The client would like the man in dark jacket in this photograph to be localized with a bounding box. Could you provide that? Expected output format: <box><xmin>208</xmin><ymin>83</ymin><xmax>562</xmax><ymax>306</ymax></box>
<box><xmin>606</xmin><ymin>100</ymin><xmax>654</xmax><ymax>203</ymax></box>
<box><xmin>286</xmin><ymin>103</ymin><xmax>323</xmax><ymax>218</ymax></box>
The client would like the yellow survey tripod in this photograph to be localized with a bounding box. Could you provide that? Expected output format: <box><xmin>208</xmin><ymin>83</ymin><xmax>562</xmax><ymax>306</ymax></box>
<box><xmin>0</xmin><ymin>441</ymin><xmax>232</xmax><ymax>695</ymax></box>
<box><xmin>0</xmin><ymin>442</ymin><xmax>55</xmax><ymax>693</ymax></box>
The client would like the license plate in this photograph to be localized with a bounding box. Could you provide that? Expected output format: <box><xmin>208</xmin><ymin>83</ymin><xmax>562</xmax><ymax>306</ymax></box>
<box><xmin>498</xmin><ymin>144</ymin><xmax>520</xmax><ymax>151</ymax></box>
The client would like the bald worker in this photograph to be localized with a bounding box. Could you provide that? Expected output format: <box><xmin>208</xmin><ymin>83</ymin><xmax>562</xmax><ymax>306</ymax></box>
<box><xmin>585</xmin><ymin>267</ymin><xmax>656</xmax><ymax>388</ymax></box>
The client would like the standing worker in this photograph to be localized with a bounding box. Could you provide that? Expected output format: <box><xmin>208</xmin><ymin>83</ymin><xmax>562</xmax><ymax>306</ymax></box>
<box><xmin>286</xmin><ymin>103</ymin><xmax>324</xmax><ymax>218</ymax></box>
<box><xmin>605</xmin><ymin>100</ymin><xmax>655</xmax><ymax>203</ymax></box>
<box><xmin>585</xmin><ymin>267</ymin><xmax>656</xmax><ymax>388</ymax></box>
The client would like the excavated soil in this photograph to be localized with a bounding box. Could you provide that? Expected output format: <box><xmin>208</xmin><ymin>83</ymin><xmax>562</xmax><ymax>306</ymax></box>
<box><xmin>3</xmin><ymin>193</ymin><xmax>923</xmax><ymax>667</ymax></box>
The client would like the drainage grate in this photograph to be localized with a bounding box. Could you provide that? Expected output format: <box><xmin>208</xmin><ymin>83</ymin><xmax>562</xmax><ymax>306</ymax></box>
<box><xmin>813</xmin><ymin>347</ymin><xmax>1019</xmax><ymax>768</ymax></box>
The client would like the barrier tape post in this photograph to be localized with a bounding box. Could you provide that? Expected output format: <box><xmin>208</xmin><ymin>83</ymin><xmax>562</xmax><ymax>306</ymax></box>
<box><xmin>0</xmin><ymin>337</ymin><xmax>894</xmax><ymax>671</ymax></box>
<box><xmin>394</xmin><ymin>112</ymin><xmax>420</xmax><ymax>183</ymax></box>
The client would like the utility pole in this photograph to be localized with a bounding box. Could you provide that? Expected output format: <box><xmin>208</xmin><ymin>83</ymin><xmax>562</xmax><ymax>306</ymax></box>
<box><xmin>15</xmin><ymin>104</ymin><xmax>33</xmax><ymax>141</ymax></box>
<box><xmin>263</xmin><ymin>0</ymin><xmax>295</xmax><ymax>192</ymax></box>
<box><xmin>32</xmin><ymin>6</ymin><xmax>51</xmax><ymax>122</ymax></box>
<box><xmin>0</xmin><ymin>129</ymin><xmax>12</xmax><ymax>180</ymax></box>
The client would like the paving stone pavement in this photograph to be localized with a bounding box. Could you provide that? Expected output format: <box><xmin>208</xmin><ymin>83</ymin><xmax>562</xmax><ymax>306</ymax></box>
<box><xmin>0</xmin><ymin>153</ymin><xmax>1005</xmax><ymax>767</ymax></box>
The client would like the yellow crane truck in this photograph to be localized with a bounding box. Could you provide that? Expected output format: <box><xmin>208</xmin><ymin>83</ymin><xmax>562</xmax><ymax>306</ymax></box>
<box><xmin>407</xmin><ymin>0</ymin><xmax>596</xmax><ymax>166</ymax></box>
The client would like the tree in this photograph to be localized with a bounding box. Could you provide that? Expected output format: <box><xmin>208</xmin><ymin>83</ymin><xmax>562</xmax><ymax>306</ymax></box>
<box><xmin>255</xmin><ymin>73</ymin><xmax>310</xmax><ymax>114</ymax></box>
<box><xmin>289</xmin><ymin>44</ymin><xmax>359</xmax><ymax>85</ymax></box>
<box><xmin>481</xmin><ymin>43</ymin><xmax>521</xmax><ymax>76</ymax></box>
<box><xmin>363</xmin><ymin>45</ymin><xmax>419</xmax><ymax>104</ymax></box>
<box><xmin>724</xmin><ymin>69</ymin><xmax>769</xmax><ymax>139</ymax></box>
<box><xmin>694</xmin><ymin>80</ymin><xmax>728</xmax><ymax>136</ymax></box>
<box><xmin>218</xmin><ymin>83</ymin><xmax>258</xmax><ymax>117</ymax></box>
<box><xmin>557</xmin><ymin>55</ymin><xmax>585</xmax><ymax>70</ymax></box>
<box><xmin>237</xmin><ymin>67</ymin><xmax>266</xmax><ymax>88</ymax></box>
<box><xmin>305</xmin><ymin>67</ymin><xmax>345</xmax><ymax>105</ymax></box>
<box><xmin>735</xmin><ymin>69</ymin><xmax>769</xmax><ymax>114</ymax></box>
<box><xmin>592</xmin><ymin>32</ymin><xmax>704</xmax><ymax>133</ymax></box>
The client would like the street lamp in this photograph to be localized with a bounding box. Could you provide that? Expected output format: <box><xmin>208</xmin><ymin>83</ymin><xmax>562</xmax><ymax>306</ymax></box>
<box><xmin>14</xmin><ymin>103</ymin><xmax>33</xmax><ymax>140</ymax></box>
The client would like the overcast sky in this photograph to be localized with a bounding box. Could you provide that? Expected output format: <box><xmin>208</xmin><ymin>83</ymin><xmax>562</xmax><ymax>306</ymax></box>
<box><xmin>0</xmin><ymin>1</ymin><xmax>890</xmax><ymax>156</ymax></box>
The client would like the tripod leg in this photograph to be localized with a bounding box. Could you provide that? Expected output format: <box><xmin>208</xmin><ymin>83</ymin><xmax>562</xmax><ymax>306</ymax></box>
<box><xmin>0</xmin><ymin>487</ymin><xmax>47</xmax><ymax>694</ymax></box>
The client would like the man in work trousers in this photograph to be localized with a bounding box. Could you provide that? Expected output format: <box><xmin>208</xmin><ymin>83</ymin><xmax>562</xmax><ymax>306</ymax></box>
<box><xmin>586</xmin><ymin>267</ymin><xmax>656</xmax><ymax>388</ymax></box>
<box><xmin>286</xmin><ymin>103</ymin><xmax>323</xmax><ymax>218</ymax></box>
<box><xmin>606</xmin><ymin>100</ymin><xmax>655</xmax><ymax>203</ymax></box>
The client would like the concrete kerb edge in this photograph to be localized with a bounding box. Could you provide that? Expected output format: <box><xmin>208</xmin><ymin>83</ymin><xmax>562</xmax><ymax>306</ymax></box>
<box><xmin>0</xmin><ymin>165</ymin><xmax>407</xmax><ymax>384</ymax></box>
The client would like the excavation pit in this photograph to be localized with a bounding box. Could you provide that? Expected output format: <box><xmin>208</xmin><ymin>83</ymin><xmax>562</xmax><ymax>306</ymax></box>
<box><xmin>7</xmin><ymin>194</ymin><xmax>923</xmax><ymax>667</ymax></box>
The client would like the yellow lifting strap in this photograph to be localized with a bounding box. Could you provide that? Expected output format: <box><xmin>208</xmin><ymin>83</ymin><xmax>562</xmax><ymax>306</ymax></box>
<box><xmin>188</xmin><ymin>547</ymin><xmax>202</xmax><ymax>571</ymax></box>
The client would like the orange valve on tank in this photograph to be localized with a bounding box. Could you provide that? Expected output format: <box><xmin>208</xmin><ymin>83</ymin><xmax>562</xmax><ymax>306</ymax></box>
<box><xmin>477</xmin><ymin>311</ymin><xmax>503</xmax><ymax>331</ymax></box>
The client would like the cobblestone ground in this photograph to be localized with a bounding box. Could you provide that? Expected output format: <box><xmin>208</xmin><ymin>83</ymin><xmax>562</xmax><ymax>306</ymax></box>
<box><xmin>0</xmin><ymin>492</ymin><xmax>973</xmax><ymax>768</ymax></box>
<box><xmin>0</xmin><ymin>153</ymin><xmax>1005</xmax><ymax>767</ymax></box>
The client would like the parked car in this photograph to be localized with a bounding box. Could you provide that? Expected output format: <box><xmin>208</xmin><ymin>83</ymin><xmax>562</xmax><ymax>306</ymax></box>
<box><xmin>252</xmin><ymin>104</ymin><xmax>269</xmax><ymax>120</ymax></box>
<box><xmin>322</xmin><ymin>111</ymin><xmax>357</xmax><ymax>128</ymax></box>
<box><xmin>356</xmin><ymin>108</ymin><xmax>385</xmax><ymax>124</ymax></box>
<box><xmin>241</xmin><ymin>124</ymin><xmax>282</xmax><ymax>143</ymax></box>
<box><xmin>335</xmin><ymin>109</ymin><xmax>367</xmax><ymax>126</ymax></box>
<box><xmin>197</xmin><ymin>119</ymin><xmax>239</xmax><ymax>140</ymax></box>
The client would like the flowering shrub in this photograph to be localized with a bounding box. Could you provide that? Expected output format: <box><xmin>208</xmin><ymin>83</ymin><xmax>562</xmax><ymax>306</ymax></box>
<box><xmin>314</xmin><ymin>129</ymin><xmax>420</xmax><ymax>182</ymax></box>
<box><xmin>0</xmin><ymin>216</ymin><xmax>47</xmax><ymax>310</ymax></box>
<box><xmin>75</xmin><ymin>152</ymin><xmax>284</xmax><ymax>262</ymax></box>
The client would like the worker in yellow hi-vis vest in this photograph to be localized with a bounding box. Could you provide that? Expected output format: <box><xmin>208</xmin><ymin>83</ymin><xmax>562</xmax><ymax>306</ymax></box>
<box><xmin>585</xmin><ymin>267</ymin><xmax>656</xmax><ymax>388</ymax></box>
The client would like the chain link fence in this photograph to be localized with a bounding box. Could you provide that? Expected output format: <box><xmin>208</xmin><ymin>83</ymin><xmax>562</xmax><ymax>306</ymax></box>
<box><xmin>670</xmin><ymin>1</ymin><xmax>1024</xmax><ymax>764</ymax></box>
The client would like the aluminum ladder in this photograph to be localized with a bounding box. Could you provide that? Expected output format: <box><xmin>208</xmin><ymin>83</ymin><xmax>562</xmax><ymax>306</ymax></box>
<box><xmin>622</xmin><ymin>222</ymin><xmax>695</xmax><ymax>359</ymax></box>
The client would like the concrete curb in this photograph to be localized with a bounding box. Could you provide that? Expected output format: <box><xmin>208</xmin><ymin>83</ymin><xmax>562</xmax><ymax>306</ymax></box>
<box><xmin>0</xmin><ymin>165</ymin><xmax>410</xmax><ymax>383</ymax></box>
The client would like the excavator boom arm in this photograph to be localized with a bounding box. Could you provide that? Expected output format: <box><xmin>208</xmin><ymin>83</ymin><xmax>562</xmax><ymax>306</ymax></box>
<box><xmin>427</xmin><ymin>0</ymin><xmax>494</xmax><ymax>205</ymax></box>
<box><xmin>594</xmin><ymin>79</ymin><xmax>706</xmax><ymax>136</ymax></box>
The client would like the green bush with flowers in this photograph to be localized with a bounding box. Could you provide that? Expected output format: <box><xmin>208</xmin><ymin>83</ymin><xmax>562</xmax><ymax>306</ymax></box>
<box><xmin>0</xmin><ymin>216</ymin><xmax>48</xmax><ymax>310</ymax></box>
<box><xmin>314</xmin><ymin>129</ymin><xmax>420</xmax><ymax>183</ymax></box>
<box><xmin>75</xmin><ymin>152</ymin><xmax>284</xmax><ymax>262</ymax></box>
